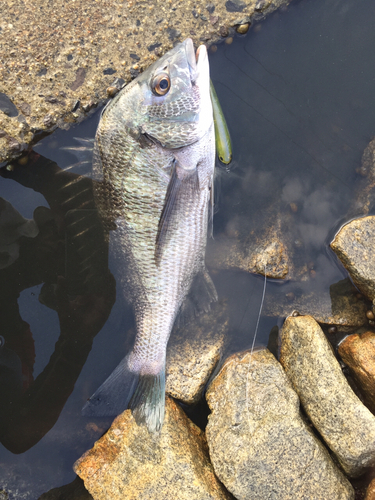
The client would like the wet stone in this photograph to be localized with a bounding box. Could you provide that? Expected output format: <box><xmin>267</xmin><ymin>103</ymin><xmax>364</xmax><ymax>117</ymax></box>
<box><xmin>205</xmin><ymin>349</ymin><xmax>354</xmax><ymax>500</ymax></box>
<box><xmin>0</xmin><ymin>93</ymin><xmax>18</xmax><ymax>118</ymax></box>
<box><xmin>350</xmin><ymin>138</ymin><xmax>375</xmax><ymax>217</ymax></box>
<box><xmin>74</xmin><ymin>397</ymin><xmax>231</xmax><ymax>500</ymax></box>
<box><xmin>207</xmin><ymin>225</ymin><xmax>290</xmax><ymax>279</ymax></box>
<box><xmin>264</xmin><ymin>277</ymin><xmax>368</xmax><ymax>329</ymax></box>
<box><xmin>338</xmin><ymin>331</ymin><xmax>375</xmax><ymax>414</ymax></box>
<box><xmin>166</xmin><ymin>300</ymin><xmax>229</xmax><ymax>405</ymax></box>
<box><xmin>225</xmin><ymin>0</ymin><xmax>246</xmax><ymax>12</ymax></box>
<box><xmin>331</xmin><ymin>216</ymin><xmax>375</xmax><ymax>301</ymax></box>
<box><xmin>280</xmin><ymin>315</ymin><xmax>375</xmax><ymax>477</ymax></box>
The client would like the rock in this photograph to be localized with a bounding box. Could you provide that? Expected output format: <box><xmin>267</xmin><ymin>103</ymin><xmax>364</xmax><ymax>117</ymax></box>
<box><xmin>38</xmin><ymin>476</ymin><xmax>93</xmax><ymax>499</ymax></box>
<box><xmin>365</xmin><ymin>477</ymin><xmax>375</xmax><ymax>500</ymax></box>
<box><xmin>74</xmin><ymin>397</ymin><xmax>231</xmax><ymax>500</ymax></box>
<box><xmin>263</xmin><ymin>277</ymin><xmax>368</xmax><ymax>329</ymax></box>
<box><xmin>350</xmin><ymin>138</ymin><xmax>375</xmax><ymax>217</ymax></box>
<box><xmin>331</xmin><ymin>216</ymin><xmax>375</xmax><ymax>301</ymax></box>
<box><xmin>166</xmin><ymin>300</ymin><xmax>229</xmax><ymax>404</ymax></box>
<box><xmin>280</xmin><ymin>315</ymin><xmax>375</xmax><ymax>477</ymax></box>
<box><xmin>207</xmin><ymin>222</ymin><xmax>291</xmax><ymax>279</ymax></box>
<box><xmin>205</xmin><ymin>349</ymin><xmax>354</xmax><ymax>500</ymax></box>
<box><xmin>0</xmin><ymin>0</ymin><xmax>292</xmax><ymax>165</ymax></box>
<box><xmin>338</xmin><ymin>331</ymin><xmax>375</xmax><ymax>414</ymax></box>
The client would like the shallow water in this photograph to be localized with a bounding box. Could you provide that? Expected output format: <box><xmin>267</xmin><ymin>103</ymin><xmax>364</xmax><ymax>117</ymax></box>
<box><xmin>1</xmin><ymin>0</ymin><xmax>375</xmax><ymax>496</ymax></box>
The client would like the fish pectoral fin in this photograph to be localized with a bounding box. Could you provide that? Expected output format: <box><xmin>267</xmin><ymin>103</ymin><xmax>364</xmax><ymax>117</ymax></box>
<box><xmin>175</xmin><ymin>266</ymin><xmax>218</xmax><ymax>327</ymax></box>
<box><xmin>129</xmin><ymin>362</ymin><xmax>166</xmax><ymax>433</ymax></box>
<box><xmin>155</xmin><ymin>160</ymin><xmax>199</xmax><ymax>266</ymax></box>
<box><xmin>82</xmin><ymin>354</ymin><xmax>138</xmax><ymax>417</ymax></box>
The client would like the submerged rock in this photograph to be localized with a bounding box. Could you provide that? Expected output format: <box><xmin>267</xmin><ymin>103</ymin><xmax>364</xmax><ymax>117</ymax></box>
<box><xmin>166</xmin><ymin>301</ymin><xmax>229</xmax><ymax>404</ymax></box>
<box><xmin>331</xmin><ymin>216</ymin><xmax>375</xmax><ymax>301</ymax></box>
<box><xmin>350</xmin><ymin>138</ymin><xmax>375</xmax><ymax>217</ymax></box>
<box><xmin>280</xmin><ymin>315</ymin><xmax>375</xmax><ymax>477</ymax></box>
<box><xmin>74</xmin><ymin>397</ymin><xmax>231</xmax><ymax>500</ymax></box>
<box><xmin>207</xmin><ymin>219</ymin><xmax>291</xmax><ymax>279</ymax></box>
<box><xmin>264</xmin><ymin>277</ymin><xmax>368</xmax><ymax>329</ymax></box>
<box><xmin>338</xmin><ymin>331</ymin><xmax>375</xmax><ymax>414</ymax></box>
<box><xmin>205</xmin><ymin>349</ymin><xmax>354</xmax><ymax>500</ymax></box>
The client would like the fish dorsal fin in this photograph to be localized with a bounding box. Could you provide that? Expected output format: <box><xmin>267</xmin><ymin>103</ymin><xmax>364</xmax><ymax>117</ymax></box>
<box><xmin>175</xmin><ymin>266</ymin><xmax>218</xmax><ymax>328</ymax></box>
<box><xmin>155</xmin><ymin>160</ymin><xmax>199</xmax><ymax>265</ymax></box>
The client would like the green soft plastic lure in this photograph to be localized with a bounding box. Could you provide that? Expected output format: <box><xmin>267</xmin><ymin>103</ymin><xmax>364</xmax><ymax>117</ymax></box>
<box><xmin>210</xmin><ymin>80</ymin><xmax>232</xmax><ymax>165</ymax></box>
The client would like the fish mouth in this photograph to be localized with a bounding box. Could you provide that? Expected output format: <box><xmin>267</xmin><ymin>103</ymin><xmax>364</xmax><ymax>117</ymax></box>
<box><xmin>185</xmin><ymin>38</ymin><xmax>208</xmax><ymax>83</ymax></box>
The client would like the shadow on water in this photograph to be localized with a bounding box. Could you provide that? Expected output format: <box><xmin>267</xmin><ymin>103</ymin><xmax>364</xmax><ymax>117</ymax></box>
<box><xmin>0</xmin><ymin>0</ymin><xmax>375</xmax><ymax>496</ymax></box>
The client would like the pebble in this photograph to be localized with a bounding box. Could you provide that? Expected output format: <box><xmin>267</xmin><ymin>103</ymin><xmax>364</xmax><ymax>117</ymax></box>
<box><xmin>236</xmin><ymin>23</ymin><xmax>249</xmax><ymax>34</ymax></box>
<box><xmin>280</xmin><ymin>314</ymin><xmax>375</xmax><ymax>477</ymax></box>
<box><xmin>106</xmin><ymin>86</ymin><xmax>119</xmax><ymax>98</ymax></box>
<box><xmin>205</xmin><ymin>349</ymin><xmax>354</xmax><ymax>499</ymax></box>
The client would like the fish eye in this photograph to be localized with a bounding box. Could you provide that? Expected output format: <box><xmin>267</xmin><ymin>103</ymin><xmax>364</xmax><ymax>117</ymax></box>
<box><xmin>152</xmin><ymin>73</ymin><xmax>171</xmax><ymax>96</ymax></box>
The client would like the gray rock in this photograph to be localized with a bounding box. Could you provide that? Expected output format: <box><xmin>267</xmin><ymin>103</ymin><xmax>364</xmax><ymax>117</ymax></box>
<box><xmin>263</xmin><ymin>277</ymin><xmax>368</xmax><ymax>329</ymax></box>
<box><xmin>331</xmin><ymin>216</ymin><xmax>375</xmax><ymax>301</ymax></box>
<box><xmin>280</xmin><ymin>314</ymin><xmax>375</xmax><ymax>477</ymax></box>
<box><xmin>205</xmin><ymin>348</ymin><xmax>354</xmax><ymax>500</ymax></box>
<box><xmin>349</xmin><ymin>138</ymin><xmax>375</xmax><ymax>217</ymax></box>
<box><xmin>166</xmin><ymin>300</ymin><xmax>229</xmax><ymax>404</ymax></box>
<box><xmin>74</xmin><ymin>397</ymin><xmax>232</xmax><ymax>500</ymax></box>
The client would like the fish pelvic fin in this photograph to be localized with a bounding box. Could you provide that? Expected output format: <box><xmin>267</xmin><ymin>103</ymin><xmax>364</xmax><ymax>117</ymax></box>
<box><xmin>82</xmin><ymin>354</ymin><xmax>139</xmax><ymax>417</ymax></box>
<box><xmin>129</xmin><ymin>361</ymin><xmax>166</xmax><ymax>433</ymax></box>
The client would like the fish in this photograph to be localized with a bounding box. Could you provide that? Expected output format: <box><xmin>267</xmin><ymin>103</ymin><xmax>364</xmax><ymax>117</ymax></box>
<box><xmin>82</xmin><ymin>38</ymin><xmax>217</xmax><ymax>432</ymax></box>
<box><xmin>210</xmin><ymin>80</ymin><xmax>232</xmax><ymax>165</ymax></box>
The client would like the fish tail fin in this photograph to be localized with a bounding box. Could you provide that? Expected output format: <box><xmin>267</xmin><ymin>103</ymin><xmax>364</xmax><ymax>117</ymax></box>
<box><xmin>129</xmin><ymin>360</ymin><xmax>166</xmax><ymax>433</ymax></box>
<box><xmin>82</xmin><ymin>354</ymin><xmax>139</xmax><ymax>417</ymax></box>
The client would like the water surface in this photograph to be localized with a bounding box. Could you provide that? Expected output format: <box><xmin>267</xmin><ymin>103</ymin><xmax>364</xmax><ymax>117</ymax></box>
<box><xmin>1</xmin><ymin>0</ymin><xmax>375</xmax><ymax>496</ymax></box>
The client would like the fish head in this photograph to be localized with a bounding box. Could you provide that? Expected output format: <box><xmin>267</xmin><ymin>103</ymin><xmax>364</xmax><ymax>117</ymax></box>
<box><xmin>114</xmin><ymin>39</ymin><xmax>212</xmax><ymax>149</ymax></box>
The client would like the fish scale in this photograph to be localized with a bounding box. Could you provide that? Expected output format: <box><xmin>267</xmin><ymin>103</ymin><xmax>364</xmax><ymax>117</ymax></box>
<box><xmin>83</xmin><ymin>39</ymin><xmax>216</xmax><ymax>432</ymax></box>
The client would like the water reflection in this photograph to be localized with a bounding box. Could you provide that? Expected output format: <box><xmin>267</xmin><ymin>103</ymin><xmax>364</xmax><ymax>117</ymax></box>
<box><xmin>0</xmin><ymin>152</ymin><xmax>115</xmax><ymax>454</ymax></box>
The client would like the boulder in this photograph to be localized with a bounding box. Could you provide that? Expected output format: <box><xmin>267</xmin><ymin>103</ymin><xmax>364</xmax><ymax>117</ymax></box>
<box><xmin>205</xmin><ymin>348</ymin><xmax>354</xmax><ymax>500</ymax></box>
<box><xmin>166</xmin><ymin>301</ymin><xmax>229</xmax><ymax>404</ymax></box>
<box><xmin>74</xmin><ymin>396</ymin><xmax>231</xmax><ymax>500</ymax></box>
<box><xmin>338</xmin><ymin>331</ymin><xmax>375</xmax><ymax>414</ymax></box>
<box><xmin>280</xmin><ymin>315</ymin><xmax>375</xmax><ymax>476</ymax></box>
<box><xmin>331</xmin><ymin>216</ymin><xmax>375</xmax><ymax>301</ymax></box>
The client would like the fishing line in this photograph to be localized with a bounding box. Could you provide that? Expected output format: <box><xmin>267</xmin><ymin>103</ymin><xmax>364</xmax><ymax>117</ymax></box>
<box><xmin>245</xmin><ymin>266</ymin><xmax>267</xmax><ymax>430</ymax></box>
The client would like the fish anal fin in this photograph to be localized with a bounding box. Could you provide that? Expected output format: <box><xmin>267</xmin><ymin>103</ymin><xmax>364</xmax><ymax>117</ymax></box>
<box><xmin>155</xmin><ymin>161</ymin><xmax>199</xmax><ymax>266</ymax></box>
<box><xmin>176</xmin><ymin>267</ymin><xmax>218</xmax><ymax>327</ymax></box>
<box><xmin>82</xmin><ymin>355</ymin><xmax>138</xmax><ymax>417</ymax></box>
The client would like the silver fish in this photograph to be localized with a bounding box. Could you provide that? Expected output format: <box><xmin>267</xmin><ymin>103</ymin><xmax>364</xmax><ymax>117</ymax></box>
<box><xmin>83</xmin><ymin>39</ymin><xmax>217</xmax><ymax>432</ymax></box>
